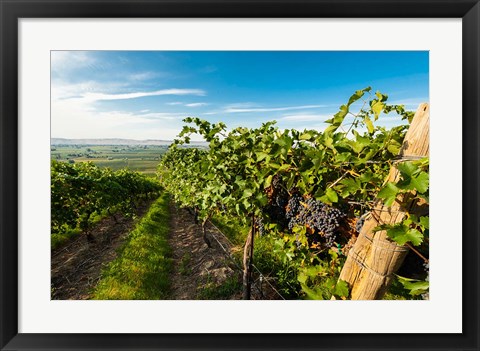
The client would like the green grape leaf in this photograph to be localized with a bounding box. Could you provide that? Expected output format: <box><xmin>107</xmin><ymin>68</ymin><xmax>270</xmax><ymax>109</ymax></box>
<box><xmin>396</xmin><ymin>275</ymin><xmax>429</xmax><ymax>296</ymax></box>
<box><xmin>410</xmin><ymin>172</ymin><xmax>429</xmax><ymax>194</ymax></box>
<box><xmin>242</xmin><ymin>188</ymin><xmax>253</xmax><ymax>198</ymax></box>
<box><xmin>339</xmin><ymin>178</ymin><xmax>361</xmax><ymax>197</ymax></box>
<box><xmin>255</xmin><ymin>194</ymin><xmax>268</xmax><ymax>207</ymax></box>
<box><xmin>297</xmin><ymin>272</ymin><xmax>308</xmax><ymax>285</ymax></box>
<box><xmin>396</xmin><ymin>170</ymin><xmax>429</xmax><ymax>194</ymax></box>
<box><xmin>348</xmin><ymin>88</ymin><xmax>369</xmax><ymax>105</ymax></box>
<box><xmin>377</xmin><ymin>182</ymin><xmax>399</xmax><ymax>207</ymax></box>
<box><xmin>300</xmin><ymin>132</ymin><xmax>313</xmax><ymax>140</ymax></box>
<box><xmin>383</xmin><ymin>224</ymin><xmax>424</xmax><ymax>246</ymax></box>
<box><xmin>319</xmin><ymin>188</ymin><xmax>338</xmax><ymax>204</ymax></box>
<box><xmin>387</xmin><ymin>141</ymin><xmax>401</xmax><ymax>155</ymax></box>
<box><xmin>256</xmin><ymin>152</ymin><xmax>269</xmax><ymax>162</ymax></box>
<box><xmin>397</xmin><ymin>161</ymin><xmax>418</xmax><ymax>177</ymax></box>
<box><xmin>364</xmin><ymin>116</ymin><xmax>374</xmax><ymax>134</ymax></box>
<box><xmin>370</xmin><ymin>100</ymin><xmax>385</xmax><ymax>120</ymax></box>
<box><xmin>347</xmin><ymin>140</ymin><xmax>365</xmax><ymax>154</ymax></box>
<box><xmin>420</xmin><ymin>216</ymin><xmax>429</xmax><ymax>229</ymax></box>
<box><xmin>301</xmin><ymin>284</ymin><xmax>325</xmax><ymax>300</ymax></box>
<box><xmin>333</xmin><ymin>279</ymin><xmax>349</xmax><ymax>298</ymax></box>
<box><xmin>264</xmin><ymin>174</ymin><xmax>273</xmax><ymax>188</ymax></box>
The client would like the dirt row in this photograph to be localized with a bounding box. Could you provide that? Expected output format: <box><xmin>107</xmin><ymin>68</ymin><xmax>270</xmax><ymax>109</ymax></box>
<box><xmin>167</xmin><ymin>205</ymin><xmax>242</xmax><ymax>299</ymax></box>
<box><xmin>51</xmin><ymin>201</ymin><xmax>154</xmax><ymax>300</ymax></box>
<box><xmin>51</xmin><ymin>200</ymin><xmax>244</xmax><ymax>300</ymax></box>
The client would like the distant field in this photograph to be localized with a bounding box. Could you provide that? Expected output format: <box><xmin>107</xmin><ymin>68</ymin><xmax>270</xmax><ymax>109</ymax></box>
<box><xmin>51</xmin><ymin>145</ymin><xmax>168</xmax><ymax>175</ymax></box>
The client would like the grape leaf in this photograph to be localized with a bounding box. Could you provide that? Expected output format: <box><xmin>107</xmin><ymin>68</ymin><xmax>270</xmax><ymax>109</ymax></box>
<box><xmin>396</xmin><ymin>276</ymin><xmax>429</xmax><ymax>296</ymax></box>
<box><xmin>300</xmin><ymin>132</ymin><xmax>313</xmax><ymax>140</ymax></box>
<box><xmin>377</xmin><ymin>182</ymin><xmax>399</xmax><ymax>207</ymax></box>
<box><xmin>364</xmin><ymin>116</ymin><xmax>374</xmax><ymax>134</ymax></box>
<box><xmin>384</xmin><ymin>224</ymin><xmax>424</xmax><ymax>246</ymax></box>
<box><xmin>339</xmin><ymin>178</ymin><xmax>361</xmax><ymax>197</ymax></box>
<box><xmin>325</xmin><ymin>188</ymin><xmax>338</xmax><ymax>203</ymax></box>
<box><xmin>420</xmin><ymin>216</ymin><xmax>429</xmax><ymax>229</ymax></box>
<box><xmin>370</xmin><ymin>100</ymin><xmax>385</xmax><ymax>120</ymax></box>
<box><xmin>333</xmin><ymin>279</ymin><xmax>349</xmax><ymax>298</ymax></box>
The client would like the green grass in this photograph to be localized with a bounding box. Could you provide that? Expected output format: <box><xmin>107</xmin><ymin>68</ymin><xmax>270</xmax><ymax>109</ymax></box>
<box><xmin>211</xmin><ymin>213</ymin><xmax>249</xmax><ymax>246</ymax></box>
<box><xmin>197</xmin><ymin>275</ymin><xmax>242</xmax><ymax>300</ymax></box>
<box><xmin>211</xmin><ymin>213</ymin><xmax>300</xmax><ymax>298</ymax></box>
<box><xmin>91</xmin><ymin>192</ymin><xmax>172</xmax><ymax>300</ymax></box>
<box><xmin>51</xmin><ymin>227</ymin><xmax>81</xmax><ymax>250</ymax></box>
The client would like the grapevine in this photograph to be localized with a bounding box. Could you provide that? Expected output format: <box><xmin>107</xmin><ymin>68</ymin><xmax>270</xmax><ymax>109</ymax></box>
<box><xmin>157</xmin><ymin>87</ymin><xmax>428</xmax><ymax>299</ymax></box>
<box><xmin>51</xmin><ymin>160</ymin><xmax>161</xmax><ymax>239</ymax></box>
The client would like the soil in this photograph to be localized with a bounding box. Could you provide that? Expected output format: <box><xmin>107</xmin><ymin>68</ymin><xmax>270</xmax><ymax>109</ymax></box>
<box><xmin>51</xmin><ymin>201</ymin><xmax>153</xmax><ymax>300</ymax></box>
<box><xmin>51</xmin><ymin>199</ymin><xmax>278</xmax><ymax>300</ymax></box>
<box><xmin>167</xmin><ymin>204</ymin><xmax>242</xmax><ymax>300</ymax></box>
<box><xmin>167</xmin><ymin>203</ymin><xmax>282</xmax><ymax>300</ymax></box>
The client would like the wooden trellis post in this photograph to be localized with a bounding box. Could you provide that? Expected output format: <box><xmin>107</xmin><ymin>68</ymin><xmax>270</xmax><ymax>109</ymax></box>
<box><xmin>242</xmin><ymin>221</ymin><xmax>255</xmax><ymax>300</ymax></box>
<box><xmin>338</xmin><ymin>103</ymin><xmax>430</xmax><ymax>300</ymax></box>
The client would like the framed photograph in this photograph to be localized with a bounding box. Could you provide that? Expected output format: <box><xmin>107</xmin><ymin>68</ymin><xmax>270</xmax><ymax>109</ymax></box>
<box><xmin>1</xmin><ymin>0</ymin><xmax>478</xmax><ymax>350</ymax></box>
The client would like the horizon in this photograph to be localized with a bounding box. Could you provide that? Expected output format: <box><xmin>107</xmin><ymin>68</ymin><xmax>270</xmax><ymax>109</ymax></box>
<box><xmin>50</xmin><ymin>137</ymin><xmax>208</xmax><ymax>144</ymax></box>
<box><xmin>51</xmin><ymin>51</ymin><xmax>429</xmax><ymax>140</ymax></box>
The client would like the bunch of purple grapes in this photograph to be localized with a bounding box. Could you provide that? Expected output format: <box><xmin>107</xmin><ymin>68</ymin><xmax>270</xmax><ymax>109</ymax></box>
<box><xmin>286</xmin><ymin>193</ymin><xmax>302</xmax><ymax>222</ymax></box>
<box><xmin>263</xmin><ymin>175</ymin><xmax>289</xmax><ymax>229</ymax></box>
<box><xmin>255</xmin><ymin>216</ymin><xmax>265</xmax><ymax>236</ymax></box>
<box><xmin>286</xmin><ymin>194</ymin><xmax>345</xmax><ymax>247</ymax></box>
<box><xmin>355</xmin><ymin>212</ymin><xmax>370</xmax><ymax>233</ymax></box>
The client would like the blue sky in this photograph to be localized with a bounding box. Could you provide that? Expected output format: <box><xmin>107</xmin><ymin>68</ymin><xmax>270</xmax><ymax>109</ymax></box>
<box><xmin>51</xmin><ymin>51</ymin><xmax>429</xmax><ymax>140</ymax></box>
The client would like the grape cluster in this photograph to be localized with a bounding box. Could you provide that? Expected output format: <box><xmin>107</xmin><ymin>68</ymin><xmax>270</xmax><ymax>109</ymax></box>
<box><xmin>255</xmin><ymin>216</ymin><xmax>265</xmax><ymax>236</ymax></box>
<box><xmin>262</xmin><ymin>177</ymin><xmax>345</xmax><ymax>247</ymax></box>
<box><xmin>355</xmin><ymin>212</ymin><xmax>369</xmax><ymax>233</ymax></box>
<box><xmin>286</xmin><ymin>195</ymin><xmax>345</xmax><ymax>248</ymax></box>
<box><xmin>286</xmin><ymin>193</ymin><xmax>302</xmax><ymax>221</ymax></box>
<box><xmin>263</xmin><ymin>175</ymin><xmax>289</xmax><ymax>229</ymax></box>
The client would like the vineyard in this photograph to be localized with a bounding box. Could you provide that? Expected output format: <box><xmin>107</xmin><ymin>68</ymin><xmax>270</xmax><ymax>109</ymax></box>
<box><xmin>51</xmin><ymin>161</ymin><xmax>161</xmax><ymax>247</ymax></box>
<box><xmin>51</xmin><ymin>88</ymin><xmax>429</xmax><ymax>300</ymax></box>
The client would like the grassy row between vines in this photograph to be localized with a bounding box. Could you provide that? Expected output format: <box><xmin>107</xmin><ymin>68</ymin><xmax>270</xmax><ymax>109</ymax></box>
<box><xmin>91</xmin><ymin>192</ymin><xmax>172</xmax><ymax>300</ymax></box>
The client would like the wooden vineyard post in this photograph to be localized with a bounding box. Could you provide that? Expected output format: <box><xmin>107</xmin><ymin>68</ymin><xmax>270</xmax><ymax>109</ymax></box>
<box><xmin>242</xmin><ymin>217</ymin><xmax>255</xmax><ymax>300</ymax></box>
<box><xmin>338</xmin><ymin>103</ymin><xmax>430</xmax><ymax>300</ymax></box>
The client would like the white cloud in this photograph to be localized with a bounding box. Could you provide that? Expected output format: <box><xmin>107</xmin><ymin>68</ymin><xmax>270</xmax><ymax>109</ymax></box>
<box><xmin>136</xmin><ymin>112</ymin><xmax>187</xmax><ymax>120</ymax></box>
<box><xmin>51</xmin><ymin>81</ymin><xmax>195</xmax><ymax>139</ymax></box>
<box><xmin>83</xmin><ymin>88</ymin><xmax>206</xmax><ymax>102</ymax></box>
<box><xmin>224</xmin><ymin>104</ymin><xmax>325</xmax><ymax>113</ymax></box>
<box><xmin>51</xmin><ymin>98</ymin><xmax>185</xmax><ymax>140</ymax></box>
<box><xmin>185</xmin><ymin>102</ymin><xmax>208</xmax><ymax>107</ymax></box>
<box><xmin>51</xmin><ymin>51</ymin><xmax>95</xmax><ymax>73</ymax></box>
<box><xmin>166</xmin><ymin>102</ymin><xmax>183</xmax><ymax>105</ymax></box>
<box><xmin>51</xmin><ymin>80</ymin><xmax>130</xmax><ymax>101</ymax></box>
<box><xmin>128</xmin><ymin>71</ymin><xmax>162</xmax><ymax>81</ymax></box>
<box><xmin>224</xmin><ymin>102</ymin><xmax>259</xmax><ymax>109</ymax></box>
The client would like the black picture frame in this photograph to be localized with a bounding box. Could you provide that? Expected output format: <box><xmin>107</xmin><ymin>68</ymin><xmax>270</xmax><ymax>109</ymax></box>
<box><xmin>1</xmin><ymin>1</ymin><xmax>479</xmax><ymax>350</ymax></box>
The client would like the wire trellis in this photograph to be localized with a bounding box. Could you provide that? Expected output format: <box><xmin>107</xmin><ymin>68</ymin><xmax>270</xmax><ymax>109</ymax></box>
<box><xmin>206</xmin><ymin>219</ymin><xmax>286</xmax><ymax>300</ymax></box>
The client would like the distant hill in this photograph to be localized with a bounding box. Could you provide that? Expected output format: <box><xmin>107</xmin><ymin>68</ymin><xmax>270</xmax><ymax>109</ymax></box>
<box><xmin>51</xmin><ymin>138</ymin><xmax>207</xmax><ymax>146</ymax></box>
